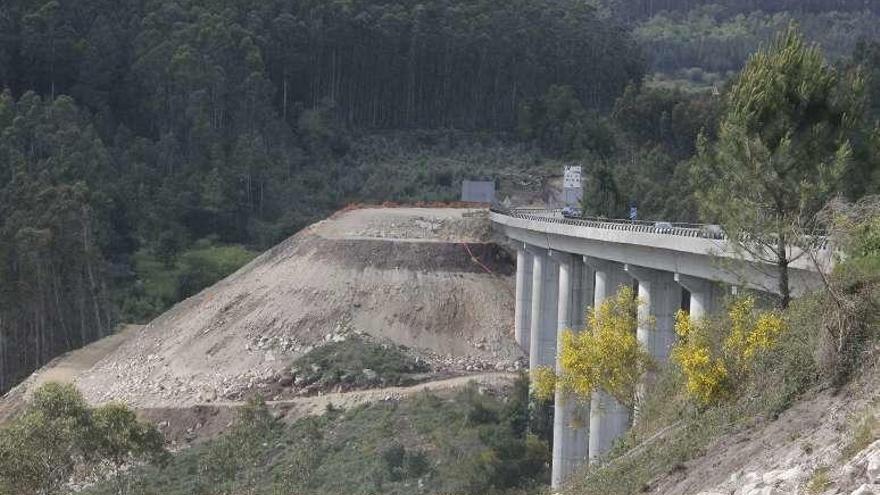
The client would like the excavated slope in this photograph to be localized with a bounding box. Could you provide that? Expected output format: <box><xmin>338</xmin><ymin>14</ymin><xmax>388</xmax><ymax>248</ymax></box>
<box><xmin>70</xmin><ymin>207</ymin><xmax>520</xmax><ymax>408</ymax></box>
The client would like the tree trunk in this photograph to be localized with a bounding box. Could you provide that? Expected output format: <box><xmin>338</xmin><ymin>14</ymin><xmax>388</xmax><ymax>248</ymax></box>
<box><xmin>776</xmin><ymin>235</ymin><xmax>791</xmax><ymax>309</ymax></box>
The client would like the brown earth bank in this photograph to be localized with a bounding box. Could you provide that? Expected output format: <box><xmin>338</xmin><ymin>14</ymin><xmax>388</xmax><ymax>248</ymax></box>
<box><xmin>1</xmin><ymin>207</ymin><xmax>522</xmax><ymax>419</ymax></box>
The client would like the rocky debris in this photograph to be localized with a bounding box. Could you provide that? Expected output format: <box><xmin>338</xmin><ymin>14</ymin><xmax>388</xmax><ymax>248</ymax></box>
<box><xmin>850</xmin><ymin>485</ymin><xmax>880</xmax><ymax>495</ymax></box>
<box><xmin>692</xmin><ymin>433</ymin><xmax>880</xmax><ymax>495</ymax></box>
<box><xmin>349</xmin><ymin>213</ymin><xmax>490</xmax><ymax>242</ymax></box>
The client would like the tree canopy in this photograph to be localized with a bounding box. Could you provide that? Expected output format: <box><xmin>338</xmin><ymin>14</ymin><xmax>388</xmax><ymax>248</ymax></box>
<box><xmin>693</xmin><ymin>25</ymin><xmax>866</xmax><ymax>306</ymax></box>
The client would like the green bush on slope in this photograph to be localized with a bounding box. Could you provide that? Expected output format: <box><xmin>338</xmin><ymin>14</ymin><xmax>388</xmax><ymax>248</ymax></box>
<box><xmin>85</xmin><ymin>377</ymin><xmax>549</xmax><ymax>495</ymax></box>
<box><xmin>288</xmin><ymin>335</ymin><xmax>431</xmax><ymax>393</ymax></box>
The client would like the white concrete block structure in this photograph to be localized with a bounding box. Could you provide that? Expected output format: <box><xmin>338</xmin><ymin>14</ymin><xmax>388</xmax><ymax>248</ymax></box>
<box><xmin>490</xmin><ymin>208</ymin><xmax>832</xmax><ymax>491</ymax></box>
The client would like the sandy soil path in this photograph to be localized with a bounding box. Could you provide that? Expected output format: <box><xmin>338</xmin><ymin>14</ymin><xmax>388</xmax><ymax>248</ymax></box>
<box><xmin>213</xmin><ymin>371</ymin><xmax>517</xmax><ymax>412</ymax></box>
<box><xmin>139</xmin><ymin>371</ymin><xmax>519</xmax><ymax>446</ymax></box>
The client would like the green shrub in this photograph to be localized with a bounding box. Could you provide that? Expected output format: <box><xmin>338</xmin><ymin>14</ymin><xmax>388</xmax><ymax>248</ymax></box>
<box><xmin>0</xmin><ymin>383</ymin><xmax>165</xmax><ymax>495</ymax></box>
<box><xmin>118</xmin><ymin>241</ymin><xmax>257</xmax><ymax>322</ymax></box>
<box><xmin>841</xmin><ymin>407</ymin><xmax>880</xmax><ymax>460</ymax></box>
<box><xmin>806</xmin><ymin>466</ymin><xmax>831</xmax><ymax>494</ymax></box>
<box><xmin>291</xmin><ymin>335</ymin><xmax>430</xmax><ymax>392</ymax></box>
<box><xmin>85</xmin><ymin>378</ymin><xmax>548</xmax><ymax>495</ymax></box>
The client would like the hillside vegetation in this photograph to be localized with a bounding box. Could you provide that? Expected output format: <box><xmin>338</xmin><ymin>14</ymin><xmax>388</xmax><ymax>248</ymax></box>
<box><xmin>2</xmin><ymin>2</ymin><xmax>880</xmax><ymax>493</ymax></box>
<box><xmin>3</xmin><ymin>0</ymin><xmax>880</xmax><ymax>395</ymax></box>
<box><xmin>80</xmin><ymin>380</ymin><xmax>546</xmax><ymax>495</ymax></box>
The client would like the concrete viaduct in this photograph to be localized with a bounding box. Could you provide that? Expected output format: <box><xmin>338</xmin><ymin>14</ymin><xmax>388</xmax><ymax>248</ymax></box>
<box><xmin>489</xmin><ymin>208</ymin><xmax>832</xmax><ymax>490</ymax></box>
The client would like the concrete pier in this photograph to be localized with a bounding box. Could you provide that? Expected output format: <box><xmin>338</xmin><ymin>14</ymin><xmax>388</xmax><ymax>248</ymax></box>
<box><xmin>675</xmin><ymin>273</ymin><xmax>719</xmax><ymax>320</ymax></box>
<box><xmin>586</xmin><ymin>259</ymin><xmax>632</xmax><ymax>463</ymax></box>
<box><xmin>515</xmin><ymin>247</ymin><xmax>533</xmax><ymax>352</ymax></box>
<box><xmin>530</xmin><ymin>251</ymin><xmax>559</xmax><ymax>370</ymax></box>
<box><xmin>625</xmin><ymin>265</ymin><xmax>682</xmax><ymax>413</ymax></box>
<box><xmin>626</xmin><ymin>265</ymin><xmax>681</xmax><ymax>363</ymax></box>
<box><xmin>551</xmin><ymin>256</ymin><xmax>591</xmax><ymax>489</ymax></box>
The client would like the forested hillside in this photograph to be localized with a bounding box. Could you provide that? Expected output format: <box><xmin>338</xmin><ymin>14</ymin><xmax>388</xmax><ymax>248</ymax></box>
<box><xmin>0</xmin><ymin>0</ymin><xmax>644</xmax><ymax>393</ymax></box>
<box><xmin>1</xmin><ymin>0</ymin><xmax>880</xmax><ymax>397</ymax></box>
<box><xmin>603</xmin><ymin>0</ymin><xmax>880</xmax><ymax>87</ymax></box>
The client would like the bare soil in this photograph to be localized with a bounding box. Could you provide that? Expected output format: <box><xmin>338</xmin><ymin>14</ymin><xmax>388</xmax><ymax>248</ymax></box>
<box><xmin>0</xmin><ymin>325</ymin><xmax>142</xmax><ymax>423</ymax></box>
<box><xmin>9</xmin><ymin>207</ymin><xmax>523</xmax><ymax>410</ymax></box>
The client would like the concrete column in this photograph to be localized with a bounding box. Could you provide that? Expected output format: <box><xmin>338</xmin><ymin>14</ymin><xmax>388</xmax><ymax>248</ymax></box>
<box><xmin>585</xmin><ymin>258</ymin><xmax>632</xmax><ymax>463</ymax></box>
<box><xmin>552</xmin><ymin>255</ymin><xmax>591</xmax><ymax>489</ymax></box>
<box><xmin>624</xmin><ymin>265</ymin><xmax>681</xmax><ymax>415</ymax></box>
<box><xmin>675</xmin><ymin>274</ymin><xmax>716</xmax><ymax>320</ymax></box>
<box><xmin>556</xmin><ymin>255</ymin><xmax>574</xmax><ymax>336</ymax></box>
<box><xmin>570</xmin><ymin>261</ymin><xmax>594</xmax><ymax>331</ymax></box>
<box><xmin>530</xmin><ymin>251</ymin><xmax>559</xmax><ymax>370</ymax></box>
<box><xmin>625</xmin><ymin>265</ymin><xmax>681</xmax><ymax>365</ymax></box>
<box><xmin>515</xmin><ymin>247</ymin><xmax>533</xmax><ymax>352</ymax></box>
<box><xmin>540</xmin><ymin>256</ymin><xmax>560</xmax><ymax>367</ymax></box>
<box><xmin>529</xmin><ymin>252</ymin><xmax>546</xmax><ymax>372</ymax></box>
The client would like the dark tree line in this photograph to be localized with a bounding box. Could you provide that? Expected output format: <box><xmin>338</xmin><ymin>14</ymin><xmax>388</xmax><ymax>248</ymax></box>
<box><xmin>0</xmin><ymin>0</ymin><xmax>644</xmax><ymax>393</ymax></box>
<box><xmin>0</xmin><ymin>93</ymin><xmax>113</xmax><ymax>392</ymax></box>
<box><xmin>635</xmin><ymin>6</ymin><xmax>880</xmax><ymax>74</ymax></box>
<box><xmin>602</xmin><ymin>0</ymin><xmax>880</xmax><ymax>22</ymax></box>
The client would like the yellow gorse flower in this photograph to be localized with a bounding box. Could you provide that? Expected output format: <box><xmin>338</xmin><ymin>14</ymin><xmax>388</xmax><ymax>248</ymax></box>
<box><xmin>671</xmin><ymin>296</ymin><xmax>788</xmax><ymax>405</ymax></box>
<box><xmin>531</xmin><ymin>366</ymin><xmax>558</xmax><ymax>402</ymax></box>
<box><xmin>671</xmin><ymin>309</ymin><xmax>729</xmax><ymax>405</ymax></box>
<box><xmin>554</xmin><ymin>286</ymin><xmax>652</xmax><ymax>407</ymax></box>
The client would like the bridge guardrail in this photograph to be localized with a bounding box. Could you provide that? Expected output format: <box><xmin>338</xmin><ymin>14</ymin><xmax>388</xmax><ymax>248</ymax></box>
<box><xmin>490</xmin><ymin>207</ymin><xmax>831</xmax><ymax>251</ymax></box>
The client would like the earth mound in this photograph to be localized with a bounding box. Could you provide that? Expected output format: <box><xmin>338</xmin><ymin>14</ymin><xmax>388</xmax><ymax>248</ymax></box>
<box><xmin>71</xmin><ymin>207</ymin><xmax>521</xmax><ymax>408</ymax></box>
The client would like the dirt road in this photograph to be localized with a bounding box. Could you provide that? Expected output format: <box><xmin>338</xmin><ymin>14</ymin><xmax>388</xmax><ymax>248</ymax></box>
<box><xmin>213</xmin><ymin>371</ymin><xmax>517</xmax><ymax>412</ymax></box>
<box><xmin>139</xmin><ymin>371</ymin><xmax>520</xmax><ymax>446</ymax></box>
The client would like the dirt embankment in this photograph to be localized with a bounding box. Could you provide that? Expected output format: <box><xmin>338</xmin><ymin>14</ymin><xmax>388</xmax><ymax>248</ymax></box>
<box><xmin>605</xmin><ymin>363</ymin><xmax>880</xmax><ymax>495</ymax></box>
<box><xmin>0</xmin><ymin>325</ymin><xmax>142</xmax><ymax>423</ymax></box>
<box><xmin>0</xmin><ymin>208</ymin><xmax>522</xmax><ymax>413</ymax></box>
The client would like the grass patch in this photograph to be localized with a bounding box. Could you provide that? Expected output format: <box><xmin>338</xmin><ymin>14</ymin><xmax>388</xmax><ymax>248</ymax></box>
<box><xmin>841</xmin><ymin>407</ymin><xmax>880</xmax><ymax>460</ymax></box>
<box><xmin>805</xmin><ymin>466</ymin><xmax>831</xmax><ymax>495</ymax></box>
<box><xmin>84</xmin><ymin>378</ymin><xmax>547</xmax><ymax>495</ymax></box>
<box><xmin>290</xmin><ymin>334</ymin><xmax>432</xmax><ymax>392</ymax></box>
<box><xmin>117</xmin><ymin>239</ymin><xmax>257</xmax><ymax>322</ymax></box>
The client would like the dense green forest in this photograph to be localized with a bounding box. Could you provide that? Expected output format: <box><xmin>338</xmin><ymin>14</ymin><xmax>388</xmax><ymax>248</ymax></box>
<box><xmin>1</xmin><ymin>0</ymin><xmax>879</xmax><ymax>396</ymax></box>
<box><xmin>0</xmin><ymin>0</ymin><xmax>644</xmax><ymax>393</ymax></box>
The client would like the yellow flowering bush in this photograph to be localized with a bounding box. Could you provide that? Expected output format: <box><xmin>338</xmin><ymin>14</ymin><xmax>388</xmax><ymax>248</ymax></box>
<box><xmin>531</xmin><ymin>366</ymin><xmax>557</xmax><ymax>402</ymax></box>
<box><xmin>671</xmin><ymin>295</ymin><xmax>788</xmax><ymax>405</ymax></box>
<box><xmin>671</xmin><ymin>310</ymin><xmax>729</xmax><ymax>405</ymax></box>
<box><xmin>724</xmin><ymin>296</ymin><xmax>786</xmax><ymax>364</ymax></box>
<box><xmin>556</xmin><ymin>285</ymin><xmax>652</xmax><ymax>407</ymax></box>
